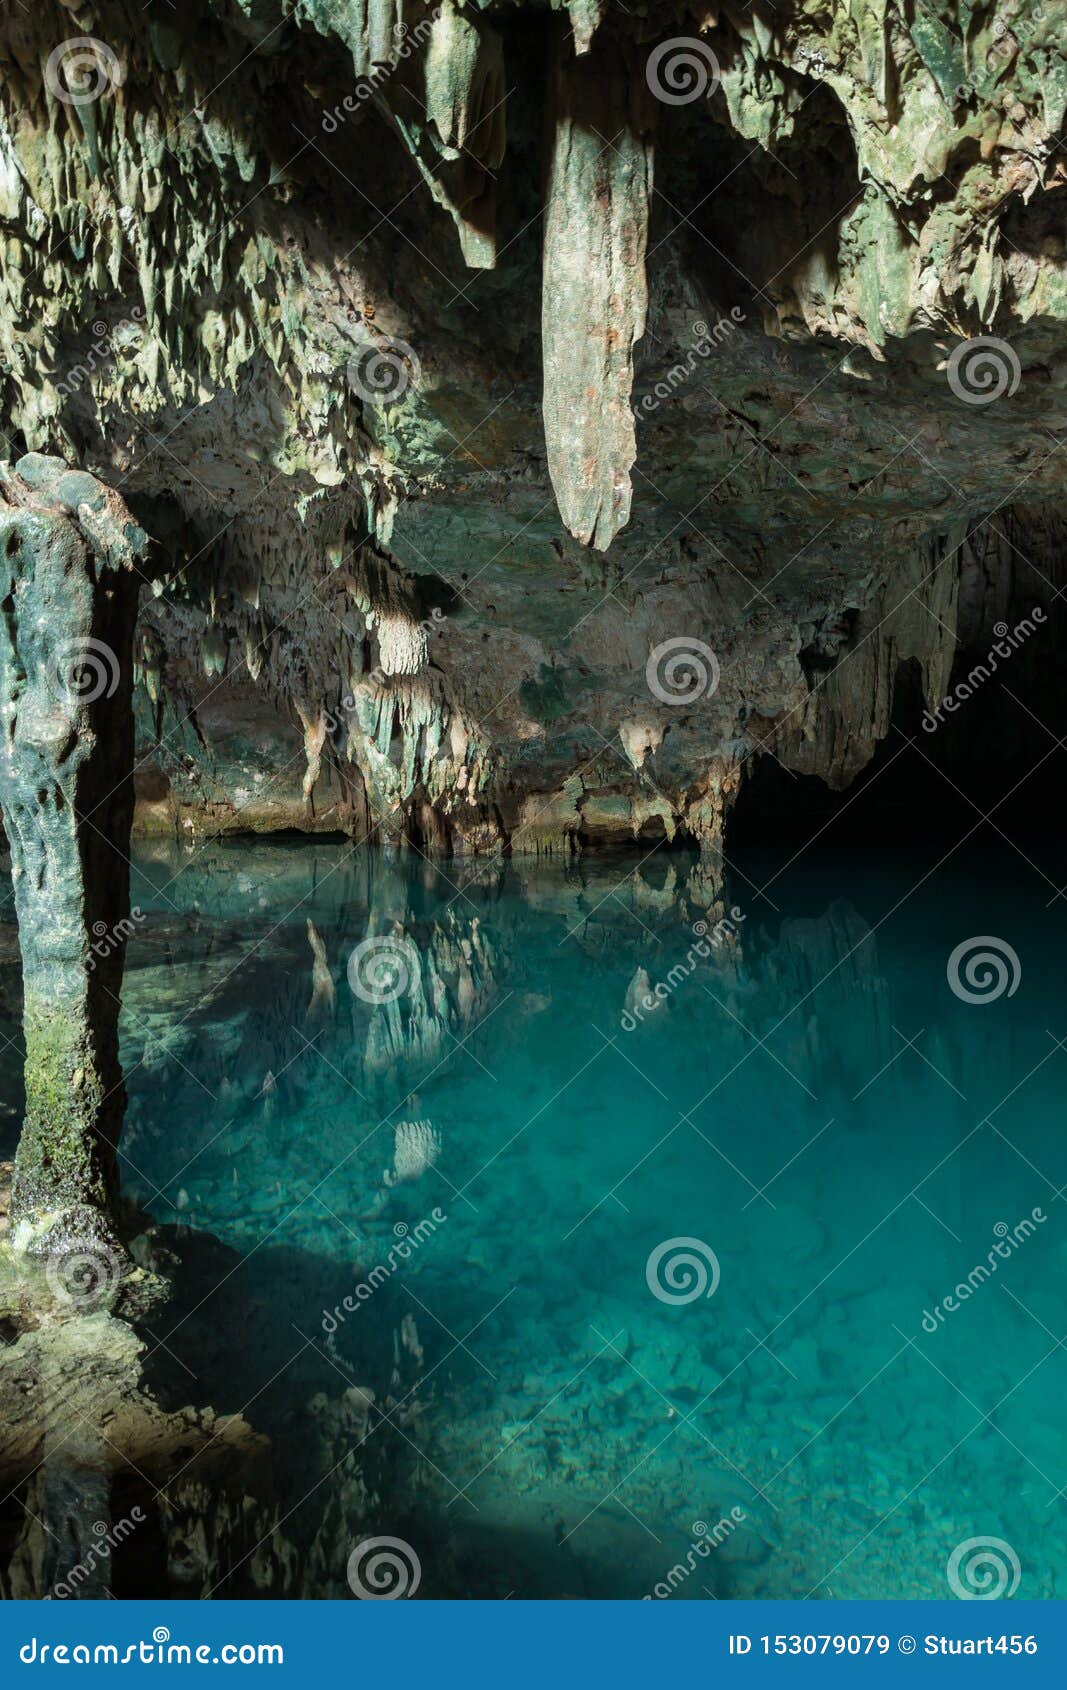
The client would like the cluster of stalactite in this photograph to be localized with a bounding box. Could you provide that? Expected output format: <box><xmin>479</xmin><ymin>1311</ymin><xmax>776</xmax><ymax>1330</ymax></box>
<box><xmin>1</xmin><ymin>0</ymin><xmax>1066</xmax><ymax>1249</ymax></box>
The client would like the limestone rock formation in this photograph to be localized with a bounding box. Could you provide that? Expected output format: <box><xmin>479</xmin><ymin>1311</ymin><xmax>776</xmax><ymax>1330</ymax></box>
<box><xmin>0</xmin><ymin>455</ymin><xmax>148</xmax><ymax>1252</ymax></box>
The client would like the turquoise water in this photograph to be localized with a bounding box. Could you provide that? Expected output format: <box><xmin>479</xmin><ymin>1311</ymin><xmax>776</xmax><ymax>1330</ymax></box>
<box><xmin>4</xmin><ymin>834</ymin><xmax>1067</xmax><ymax>1598</ymax></box>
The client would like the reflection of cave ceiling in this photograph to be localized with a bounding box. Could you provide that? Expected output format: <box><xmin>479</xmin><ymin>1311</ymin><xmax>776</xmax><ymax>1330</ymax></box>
<box><xmin>2</xmin><ymin>2</ymin><xmax>1067</xmax><ymax>852</ymax></box>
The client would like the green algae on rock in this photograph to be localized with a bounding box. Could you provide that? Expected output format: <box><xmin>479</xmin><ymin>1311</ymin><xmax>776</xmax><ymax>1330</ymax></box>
<box><xmin>0</xmin><ymin>455</ymin><xmax>147</xmax><ymax>1252</ymax></box>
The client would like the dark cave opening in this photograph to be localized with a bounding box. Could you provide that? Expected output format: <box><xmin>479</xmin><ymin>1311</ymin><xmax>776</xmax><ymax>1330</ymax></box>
<box><xmin>729</xmin><ymin>627</ymin><xmax>1067</xmax><ymax>867</ymax></box>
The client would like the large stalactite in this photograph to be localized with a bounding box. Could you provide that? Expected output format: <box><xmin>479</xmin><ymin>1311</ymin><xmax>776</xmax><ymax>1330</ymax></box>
<box><xmin>541</xmin><ymin>24</ymin><xmax>654</xmax><ymax>552</ymax></box>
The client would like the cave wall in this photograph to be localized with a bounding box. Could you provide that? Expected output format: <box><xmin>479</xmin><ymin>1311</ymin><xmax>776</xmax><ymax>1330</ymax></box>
<box><xmin>0</xmin><ymin>0</ymin><xmax>1064</xmax><ymax>869</ymax></box>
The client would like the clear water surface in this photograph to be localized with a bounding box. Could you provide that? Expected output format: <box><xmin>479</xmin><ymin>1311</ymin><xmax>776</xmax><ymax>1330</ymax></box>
<box><xmin>3</xmin><ymin>831</ymin><xmax>1065</xmax><ymax>1599</ymax></box>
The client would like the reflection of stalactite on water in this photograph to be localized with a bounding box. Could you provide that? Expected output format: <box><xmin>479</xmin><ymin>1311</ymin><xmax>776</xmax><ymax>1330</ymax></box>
<box><xmin>305</xmin><ymin>920</ymin><xmax>336</xmax><ymax>1027</ymax></box>
<box><xmin>362</xmin><ymin>912</ymin><xmax>496</xmax><ymax>1087</ymax></box>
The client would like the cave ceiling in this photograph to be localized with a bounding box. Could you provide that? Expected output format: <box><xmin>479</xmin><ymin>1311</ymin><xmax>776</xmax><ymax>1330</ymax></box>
<box><xmin>1</xmin><ymin>0</ymin><xmax>1065</xmax><ymax>850</ymax></box>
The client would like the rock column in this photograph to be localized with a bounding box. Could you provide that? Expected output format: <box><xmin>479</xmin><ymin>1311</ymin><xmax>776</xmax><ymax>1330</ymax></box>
<box><xmin>0</xmin><ymin>455</ymin><xmax>147</xmax><ymax>1256</ymax></box>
